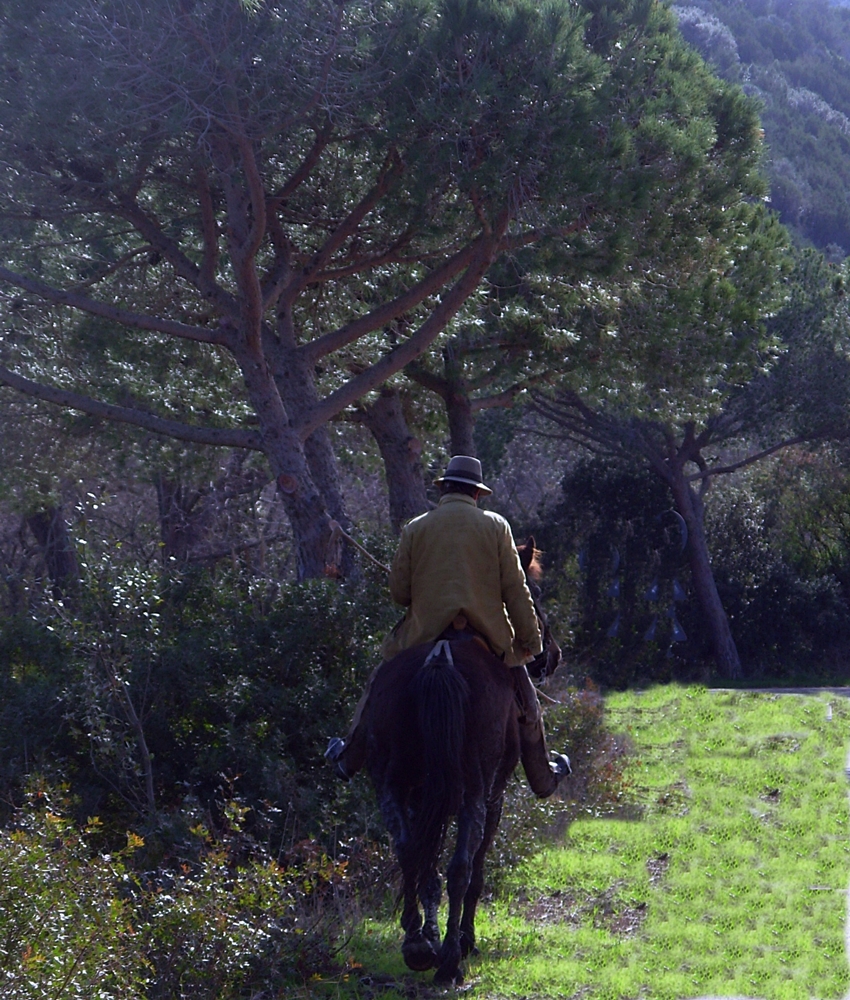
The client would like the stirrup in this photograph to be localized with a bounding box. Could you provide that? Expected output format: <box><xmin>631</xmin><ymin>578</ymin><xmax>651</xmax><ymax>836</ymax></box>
<box><xmin>549</xmin><ymin>752</ymin><xmax>571</xmax><ymax>779</ymax></box>
<box><xmin>324</xmin><ymin>737</ymin><xmax>351</xmax><ymax>781</ymax></box>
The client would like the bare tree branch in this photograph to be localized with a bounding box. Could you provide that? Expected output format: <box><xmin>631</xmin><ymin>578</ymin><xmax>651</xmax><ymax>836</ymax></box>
<box><xmin>0</xmin><ymin>266</ymin><xmax>232</xmax><ymax>346</ymax></box>
<box><xmin>113</xmin><ymin>192</ymin><xmax>237</xmax><ymax>315</ymax></box>
<box><xmin>195</xmin><ymin>161</ymin><xmax>220</xmax><ymax>290</ymax></box>
<box><xmin>471</xmin><ymin>385</ymin><xmax>523</xmax><ymax>411</ymax></box>
<box><xmin>284</xmin><ymin>148</ymin><xmax>404</xmax><ymax>301</ymax></box>
<box><xmin>296</xmin><ymin>221</ymin><xmax>508</xmax><ymax>438</ymax></box>
<box><xmin>300</xmin><ymin>238</ymin><xmax>481</xmax><ymax>363</ymax></box>
<box><xmin>685</xmin><ymin>435</ymin><xmax>827</xmax><ymax>482</ymax></box>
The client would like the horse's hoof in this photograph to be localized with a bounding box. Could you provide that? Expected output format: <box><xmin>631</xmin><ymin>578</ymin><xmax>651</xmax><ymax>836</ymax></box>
<box><xmin>434</xmin><ymin>966</ymin><xmax>464</xmax><ymax>987</ymax></box>
<box><xmin>402</xmin><ymin>935</ymin><xmax>438</xmax><ymax>972</ymax></box>
<box><xmin>459</xmin><ymin>931</ymin><xmax>477</xmax><ymax>958</ymax></box>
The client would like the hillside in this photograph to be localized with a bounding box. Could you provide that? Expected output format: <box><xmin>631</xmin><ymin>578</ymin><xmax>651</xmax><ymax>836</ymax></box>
<box><xmin>673</xmin><ymin>0</ymin><xmax>850</xmax><ymax>255</ymax></box>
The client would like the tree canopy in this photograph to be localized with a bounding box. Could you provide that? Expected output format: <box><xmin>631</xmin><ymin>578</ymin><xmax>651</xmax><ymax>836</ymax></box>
<box><xmin>0</xmin><ymin>0</ymin><xmax>783</xmax><ymax>576</ymax></box>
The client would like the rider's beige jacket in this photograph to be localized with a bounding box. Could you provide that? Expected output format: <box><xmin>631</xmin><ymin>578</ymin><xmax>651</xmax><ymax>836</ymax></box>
<box><xmin>380</xmin><ymin>493</ymin><xmax>543</xmax><ymax>666</ymax></box>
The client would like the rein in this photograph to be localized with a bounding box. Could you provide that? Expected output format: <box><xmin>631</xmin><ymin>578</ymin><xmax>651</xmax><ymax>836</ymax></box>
<box><xmin>536</xmin><ymin>688</ymin><xmax>567</xmax><ymax>706</ymax></box>
<box><xmin>329</xmin><ymin>519</ymin><xmax>391</xmax><ymax>574</ymax></box>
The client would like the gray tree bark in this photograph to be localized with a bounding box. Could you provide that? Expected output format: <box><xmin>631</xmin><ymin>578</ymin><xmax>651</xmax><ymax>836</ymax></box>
<box><xmin>26</xmin><ymin>506</ymin><xmax>79</xmax><ymax>599</ymax></box>
<box><xmin>359</xmin><ymin>389</ymin><xmax>430</xmax><ymax>532</ymax></box>
<box><xmin>667</xmin><ymin>465</ymin><xmax>742</xmax><ymax>679</ymax></box>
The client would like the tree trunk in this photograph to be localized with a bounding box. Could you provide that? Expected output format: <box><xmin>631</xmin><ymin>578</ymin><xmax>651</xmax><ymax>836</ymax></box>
<box><xmin>266</xmin><ymin>335</ymin><xmax>358</xmax><ymax>575</ymax></box>
<box><xmin>238</xmin><ymin>347</ymin><xmax>334</xmax><ymax>581</ymax></box>
<box><xmin>669</xmin><ymin>472</ymin><xmax>742</xmax><ymax>679</ymax></box>
<box><xmin>155</xmin><ymin>477</ymin><xmax>205</xmax><ymax>564</ymax></box>
<box><xmin>26</xmin><ymin>506</ymin><xmax>79</xmax><ymax>598</ymax></box>
<box><xmin>361</xmin><ymin>388</ymin><xmax>430</xmax><ymax>532</ymax></box>
<box><xmin>303</xmin><ymin>427</ymin><xmax>358</xmax><ymax>576</ymax></box>
<box><xmin>446</xmin><ymin>390</ymin><xmax>476</xmax><ymax>457</ymax></box>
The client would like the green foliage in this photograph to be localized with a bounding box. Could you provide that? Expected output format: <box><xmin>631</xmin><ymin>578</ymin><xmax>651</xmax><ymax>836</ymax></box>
<box><xmin>0</xmin><ymin>616</ymin><xmax>72</xmax><ymax>806</ymax></box>
<box><xmin>474</xmin><ymin>406</ymin><xmax>524</xmax><ymax>479</ymax></box>
<box><xmin>737</xmin><ymin>249</ymin><xmax>850</xmax><ymax>441</ymax></box>
<box><xmin>705</xmin><ymin>452</ymin><xmax>850</xmax><ymax>681</ymax></box>
<box><xmin>0</xmin><ymin>786</ymin><xmax>379</xmax><ymax>999</ymax></box>
<box><xmin>0</xmin><ymin>792</ymin><xmax>145</xmax><ymax>999</ymax></box>
<box><xmin>0</xmin><ymin>549</ymin><xmax>399</xmax><ymax>845</ymax></box>
<box><xmin>139</xmin><ymin>838</ymin><xmax>354</xmax><ymax>999</ymax></box>
<box><xmin>533</xmin><ymin>443</ymin><xmax>850</xmax><ymax>686</ymax></box>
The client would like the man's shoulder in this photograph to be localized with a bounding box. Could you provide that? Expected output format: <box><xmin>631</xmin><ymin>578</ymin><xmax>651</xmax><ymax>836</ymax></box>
<box><xmin>440</xmin><ymin>501</ymin><xmax>512</xmax><ymax>535</ymax></box>
<box><xmin>478</xmin><ymin>507</ymin><xmax>510</xmax><ymax>526</ymax></box>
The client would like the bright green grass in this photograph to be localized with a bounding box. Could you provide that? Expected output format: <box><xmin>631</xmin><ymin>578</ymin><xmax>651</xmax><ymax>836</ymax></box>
<box><xmin>335</xmin><ymin>686</ymin><xmax>850</xmax><ymax>999</ymax></box>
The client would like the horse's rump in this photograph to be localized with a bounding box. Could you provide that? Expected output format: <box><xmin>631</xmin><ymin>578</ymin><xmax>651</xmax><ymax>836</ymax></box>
<box><xmin>366</xmin><ymin>640</ymin><xmax>517</xmax><ymax>781</ymax></box>
<box><xmin>367</xmin><ymin>641</ymin><xmax>519</xmax><ymax>888</ymax></box>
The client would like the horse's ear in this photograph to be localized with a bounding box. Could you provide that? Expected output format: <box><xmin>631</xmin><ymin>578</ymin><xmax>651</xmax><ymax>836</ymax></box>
<box><xmin>518</xmin><ymin>537</ymin><xmax>533</xmax><ymax>571</ymax></box>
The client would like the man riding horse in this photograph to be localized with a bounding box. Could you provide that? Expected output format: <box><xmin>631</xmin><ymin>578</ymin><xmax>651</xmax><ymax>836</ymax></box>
<box><xmin>327</xmin><ymin>455</ymin><xmax>570</xmax><ymax>796</ymax></box>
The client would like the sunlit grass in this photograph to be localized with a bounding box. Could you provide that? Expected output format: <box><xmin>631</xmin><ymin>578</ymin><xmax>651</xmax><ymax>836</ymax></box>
<box><xmin>483</xmin><ymin>686</ymin><xmax>850</xmax><ymax>999</ymax></box>
<box><xmin>334</xmin><ymin>686</ymin><xmax>850</xmax><ymax>999</ymax></box>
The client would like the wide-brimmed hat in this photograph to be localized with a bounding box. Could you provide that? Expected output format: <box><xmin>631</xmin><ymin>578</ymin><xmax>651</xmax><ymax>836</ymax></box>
<box><xmin>433</xmin><ymin>455</ymin><xmax>492</xmax><ymax>495</ymax></box>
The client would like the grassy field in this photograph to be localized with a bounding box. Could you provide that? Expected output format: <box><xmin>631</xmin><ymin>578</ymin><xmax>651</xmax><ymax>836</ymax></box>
<box><xmin>327</xmin><ymin>685</ymin><xmax>850</xmax><ymax>1000</ymax></box>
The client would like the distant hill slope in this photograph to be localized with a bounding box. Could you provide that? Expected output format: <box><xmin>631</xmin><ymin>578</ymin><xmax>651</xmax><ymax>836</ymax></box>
<box><xmin>672</xmin><ymin>0</ymin><xmax>850</xmax><ymax>256</ymax></box>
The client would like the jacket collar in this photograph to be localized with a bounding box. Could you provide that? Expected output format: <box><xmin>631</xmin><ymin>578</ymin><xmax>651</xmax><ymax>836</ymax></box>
<box><xmin>437</xmin><ymin>493</ymin><xmax>477</xmax><ymax>508</ymax></box>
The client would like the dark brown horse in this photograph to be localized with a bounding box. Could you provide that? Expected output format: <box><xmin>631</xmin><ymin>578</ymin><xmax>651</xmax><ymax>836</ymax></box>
<box><xmin>365</xmin><ymin>637</ymin><xmax>520</xmax><ymax>986</ymax></box>
<box><xmin>518</xmin><ymin>537</ymin><xmax>562</xmax><ymax>681</ymax></box>
<box><xmin>363</xmin><ymin>537</ymin><xmax>561</xmax><ymax>986</ymax></box>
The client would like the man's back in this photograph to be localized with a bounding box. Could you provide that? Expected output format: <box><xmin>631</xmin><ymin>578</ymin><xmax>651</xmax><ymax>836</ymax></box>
<box><xmin>381</xmin><ymin>492</ymin><xmax>542</xmax><ymax>665</ymax></box>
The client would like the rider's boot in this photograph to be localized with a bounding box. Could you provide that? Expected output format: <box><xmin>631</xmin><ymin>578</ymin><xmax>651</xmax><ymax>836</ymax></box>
<box><xmin>325</xmin><ymin>666</ymin><xmax>377</xmax><ymax>780</ymax></box>
<box><xmin>511</xmin><ymin>665</ymin><xmax>571</xmax><ymax>798</ymax></box>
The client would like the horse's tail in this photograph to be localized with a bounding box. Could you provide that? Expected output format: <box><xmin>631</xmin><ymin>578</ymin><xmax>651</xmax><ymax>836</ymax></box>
<box><xmin>411</xmin><ymin>640</ymin><xmax>470</xmax><ymax>884</ymax></box>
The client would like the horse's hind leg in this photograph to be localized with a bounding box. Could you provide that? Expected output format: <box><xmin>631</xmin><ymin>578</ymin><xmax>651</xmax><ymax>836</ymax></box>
<box><xmin>399</xmin><ymin>845</ymin><xmax>439</xmax><ymax>972</ymax></box>
<box><xmin>380</xmin><ymin>789</ymin><xmax>438</xmax><ymax>972</ymax></box>
<box><xmin>460</xmin><ymin>796</ymin><xmax>503</xmax><ymax>958</ymax></box>
<box><xmin>420</xmin><ymin>870</ymin><xmax>442</xmax><ymax>948</ymax></box>
<box><xmin>434</xmin><ymin>802</ymin><xmax>486</xmax><ymax>987</ymax></box>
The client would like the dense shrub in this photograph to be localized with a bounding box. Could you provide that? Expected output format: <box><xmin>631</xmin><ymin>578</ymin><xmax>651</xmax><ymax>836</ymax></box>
<box><xmin>536</xmin><ymin>458</ymin><xmax>704</xmax><ymax>688</ymax></box>
<box><xmin>537</xmin><ymin>451</ymin><xmax>850</xmax><ymax>687</ymax></box>
<box><xmin>706</xmin><ymin>463</ymin><xmax>850</xmax><ymax>681</ymax></box>
<box><xmin>0</xmin><ymin>561</ymin><xmax>398</xmax><ymax>850</ymax></box>
<box><xmin>0</xmin><ymin>616</ymin><xmax>74</xmax><ymax>811</ymax></box>
<box><xmin>0</xmin><ymin>787</ymin><xmax>379</xmax><ymax>998</ymax></box>
<box><xmin>0</xmin><ymin>544</ymin><xmax>635</xmax><ymax>991</ymax></box>
<box><xmin>0</xmin><ymin>790</ymin><xmax>145</xmax><ymax>1000</ymax></box>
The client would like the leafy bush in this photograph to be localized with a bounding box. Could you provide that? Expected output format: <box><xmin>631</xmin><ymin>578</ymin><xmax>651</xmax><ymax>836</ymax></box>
<box><xmin>140</xmin><ymin>837</ymin><xmax>355</xmax><ymax>999</ymax></box>
<box><xmin>0</xmin><ymin>786</ymin><xmax>384</xmax><ymax>999</ymax></box>
<box><xmin>706</xmin><ymin>458</ymin><xmax>850</xmax><ymax>681</ymax></box>
<box><xmin>0</xmin><ymin>557</ymin><xmax>398</xmax><ymax>850</ymax></box>
<box><xmin>536</xmin><ymin>450</ymin><xmax>850</xmax><ymax>686</ymax></box>
<box><xmin>536</xmin><ymin>458</ymin><xmax>702</xmax><ymax>688</ymax></box>
<box><xmin>0</xmin><ymin>616</ymin><xmax>74</xmax><ymax>814</ymax></box>
<box><xmin>0</xmin><ymin>789</ymin><xmax>145</xmax><ymax>1000</ymax></box>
